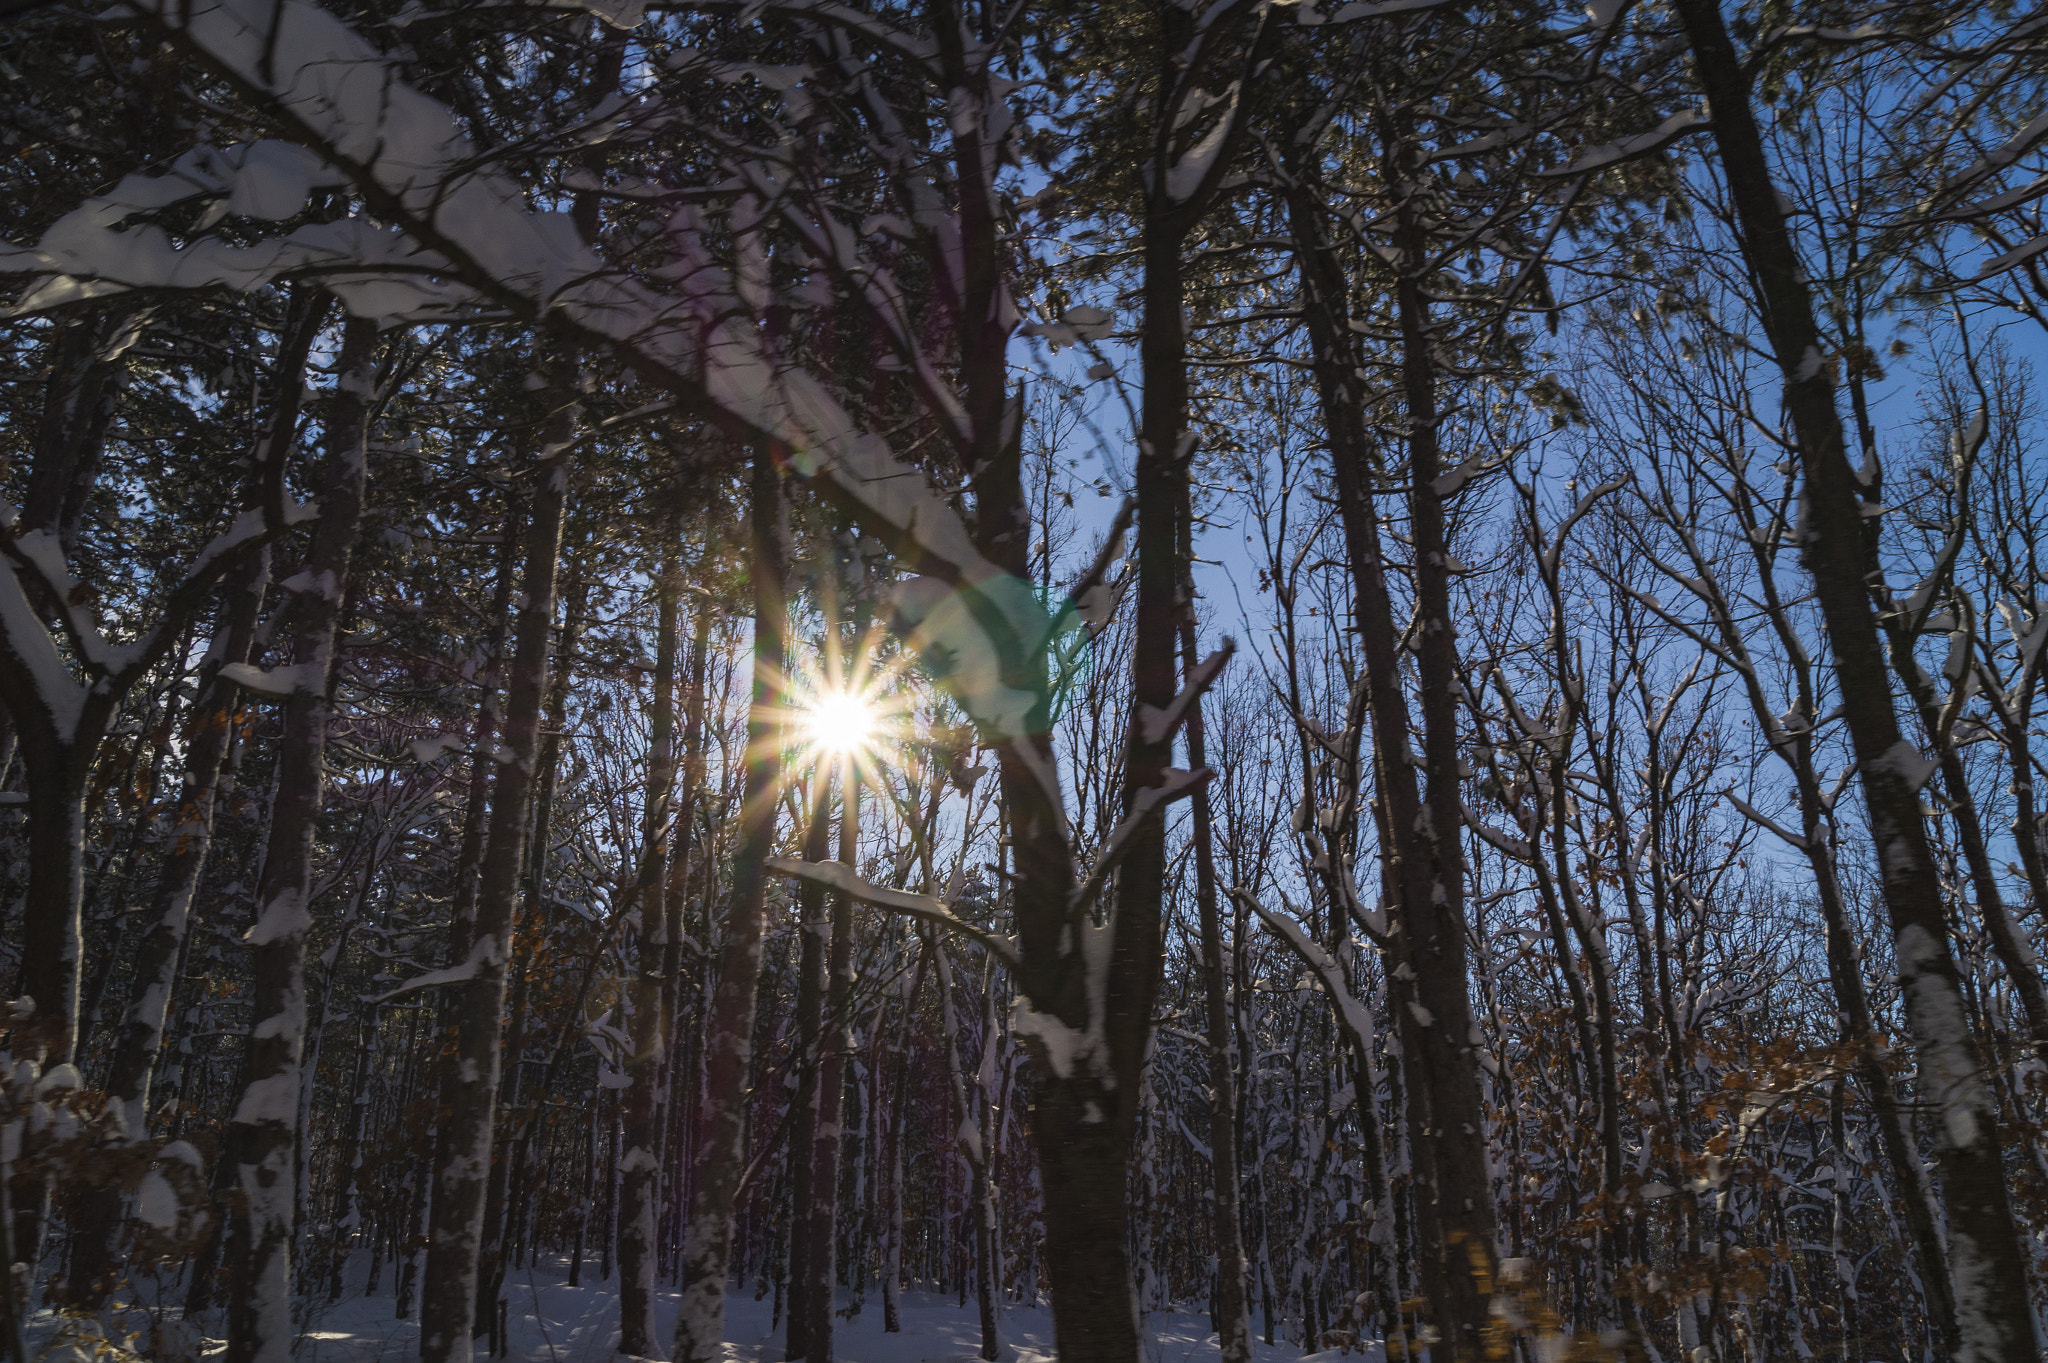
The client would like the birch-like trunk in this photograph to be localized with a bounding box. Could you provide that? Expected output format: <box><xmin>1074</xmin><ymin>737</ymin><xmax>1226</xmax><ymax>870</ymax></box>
<box><xmin>223</xmin><ymin>314</ymin><xmax>375</xmax><ymax>1363</ymax></box>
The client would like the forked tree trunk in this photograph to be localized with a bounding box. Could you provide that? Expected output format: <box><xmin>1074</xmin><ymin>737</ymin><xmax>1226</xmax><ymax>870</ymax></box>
<box><xmin>1286</xmin><ymin>173</ymin><xmax>1499</xmax><ymax>1357</ymax></box>
<box><xmin>1672</xmin><ymin>2</ymin><xmax>2039</xmax><ymax>1356</ymax></box>
<box><xmin>418</xmin><ymin>382</ymin><xmax>575</xmax><ymax>1363</ymax></box>
<box><xmin>673</xmin><ymin>447</ymin><xmax>789</xmax><ymax>1363</ymax></box>
<box><xmin>224</xmin><ymin>314</ymin><xmax>375</xmax><ymax>1363</ymax></box>
<box><xmin>2</xmin><ymin>300</ymin><xmax>157</xmax><ymax>1300</ymax></box>
<box><xmin>63</xmin><ymin>539</ymin><xmax>272</xmax><ymax>1309</ymax></box>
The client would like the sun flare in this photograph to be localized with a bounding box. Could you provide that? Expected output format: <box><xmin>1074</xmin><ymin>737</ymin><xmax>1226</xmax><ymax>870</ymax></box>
<box><xmin>804</xmin><ymin>689</ymin><xmax>876</xmax><ymax>755</ymax></box>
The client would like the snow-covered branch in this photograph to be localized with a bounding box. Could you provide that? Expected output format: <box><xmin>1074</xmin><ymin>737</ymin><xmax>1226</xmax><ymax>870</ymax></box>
<box><xmin>764</xmin><ymin>857</ymin><xmax>1020</xmax><ymax>968</ymax></box>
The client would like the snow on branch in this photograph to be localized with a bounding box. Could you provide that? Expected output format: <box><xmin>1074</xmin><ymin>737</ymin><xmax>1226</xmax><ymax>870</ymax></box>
<box><xmin>1137</xmin><ymin>641</ymin><xmax>1234</xmax><ymax>745</ymax></box>
<box><xmin>1059</xmin><ymin>496</ymin><xmax>1135</xmax><ymax>640</ymax></box>
<box><xmin>0</xmin><ymin>545</ymin><xmax>86</xmax><ymax>744</ymax></box>
<box><xmin>1943</xmin><ymin>108</ymin><xmax>2048</xmax><ymax>199</ymax></box>
<box><xmin>1291</xmin><ymin>0</ymin><xmax>1457</xmax><ymax>26</ymax></box>
<box><xmin>219</xmin><ymin>661</ymin><xmax>330</xmax><ymax>698</ymax></box>
<box><xmin>1459</xmin><ymin>801</ymin><xmax>1534</xmax><ymax>862</ymax></box>
<box><xmin>1234</xmin><ymin>888</ymin><xmax>1382</xmax><ymax>1063</ymax></box>
<box><xmin>1069</xmin><ymin>767</ymin><xmax>1212</xmax><ymax>919</ymax></box>
<box><xmin>1540</xmin><ymin>110</ymin><xmax>1709</xmax><ymax>179</ymax></box>
<box><xmin>0</xmin><ymin>494</ymin><xmax>286</xmax><ymax>743</ymax></box>
<box><xmin>371</xmin><ymin>954</ymin><xmax>482</xmax><ymax>1004</ymax></box>
<box><xmin>1722</xmin><ymin>791</ymin><xmax>1810</xmax><ymax>851</ymax></box>
<box><xmin>763</xmin><ymin>857</ymin><xmax>1020</xmax><ymax>968</ymax></box>
<box><xmin>37</xmin><ymin>0</ymin><xmax>1047</xmax><ymax>724</ymax></box>
<box><xmin>1973</xmin><ymin>231</ymin><xmax>2048</xmax><ymax>280</ymax></box>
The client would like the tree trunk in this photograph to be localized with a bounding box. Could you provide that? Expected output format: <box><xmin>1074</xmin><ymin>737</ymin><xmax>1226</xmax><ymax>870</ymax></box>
<box><xmin>673</xmin><ymin>446</ymin><xmax>788</xmax><ymax>1363</ymax></box>
<box><xmin>418</xmin><ymin>382</ymin><xmax>575</xmax><ymax>1363</ymax></box>
<box><xmin>799</xmin><ymin>754</ymin><xmax>858</xmax><ymax>1361</ymax></box>
<box><xmin>1286</xmin><ymin>170</ymin><xmax>1498</xmax><ymax>1356</ymax></box>
<box><xmin>1671</xmin><ymin>2</ymin><xmax>2040</xmax><ymax>1355</ymax></box>
<box><xmin>619</xmin><ymin>537</ymin><xmax>682</xmax><ymax>1358</ymax></box>
<box><xmin>786</xmin><ymin>773</ymin><xmax>831</xmax><ymax>1362</ymax></box>
<box><xmin>223</xmin><ymin>314</ymin><xmax>375</xmax><ymax>1363</ymax></box>
<box><xmin>63</xmin><ymin>536</ymin><xmax>272</xmax><ymax>1308</ymax></box>
<box><xmin>1176</xmin><ymin>563</ymin><xmax>1252</xmax><ymax>1363</ymax></box>
<box><xmin>882</xmin><ymin>942</ymin><xmax>925</xmax><ymax>1335</ymax></box>
<box><xmin>327</xmin><ymin>1004</ymin><xmax>381</xmax><ymax>1301</ymax></box>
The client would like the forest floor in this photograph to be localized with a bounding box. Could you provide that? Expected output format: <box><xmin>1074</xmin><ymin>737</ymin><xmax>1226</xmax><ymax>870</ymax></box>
<box><xmin>49</xmin><ymin>1262</ymin><xmax>1378</xmax><ymax>1363</ymax></box>
<box><xmin>298</xmin><ymin>1272</ymin><xmax>1372</xmax><ymax>1363</ymax></box>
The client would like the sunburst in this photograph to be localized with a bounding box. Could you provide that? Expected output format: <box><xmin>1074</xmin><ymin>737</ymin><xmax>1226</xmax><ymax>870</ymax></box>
<box><xmin>803</xmin><ymin>687</ymin><xmax>877</xmax><ymax>755</ymax></box>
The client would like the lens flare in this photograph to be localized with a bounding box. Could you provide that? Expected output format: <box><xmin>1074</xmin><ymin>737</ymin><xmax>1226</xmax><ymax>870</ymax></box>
<box><xmin>804</xmin><ymin>689</ymin><xmax>875</xmax><ymax>754</ymax></box>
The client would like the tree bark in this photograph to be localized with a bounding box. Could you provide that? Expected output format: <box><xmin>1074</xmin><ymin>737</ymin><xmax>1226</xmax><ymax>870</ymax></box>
<box><xmin>1176</xmin><ymin>538</ymin><xmax>1252</xmax><ymax>1363</ymax></box>
<box><xmin>786</xmin><ymin>771</ymin><xmax>831</xmax><ymax>1362</ymax></box>
<box><xmin>223</xmin><ymin>313</ymin><xmax>375</xmax><ymax>1363</ymax></box>
<box><xmin>798</xmin><ymin>753</ymin><xmax>858</xmax><ymax>1361</ymax></box>
<box><xmin>62</xmin><ymin>535</ymin><xmax>271</xmax><ymax>1307</ymax></box>
<box><xmin>1285</xmin><ymin>172</ymin><xmax>1499</xmax><ymax>1357</ymax></box>
<box><xmin>673</xmin><ymin>446</ymin><xmax>788</xmax><ymax>1363</ymax></box>
<box><xmin>1671</xmin><ymin>2</ymin><xmax>2039</xmax><ymax>1355</ymax></box>
<box><xmin>619</xmin><ymin>536</ymin><xmax>682</xmax><ymax>1358</ymax></box>
<box><xmin>327</xmin><ymin>1003</ymin><xmax>380</xmax><ymax>1302</ymax></box>
<box><xmin>418</xmin><ymin>379</ymin><xmax>575</xmax><ymax>1363</ymax></box>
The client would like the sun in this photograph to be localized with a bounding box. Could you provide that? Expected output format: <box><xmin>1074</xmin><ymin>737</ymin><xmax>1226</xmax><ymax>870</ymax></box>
<box><xmin>803</xmin><ymin>688</ymin><xmax>876</xmax><ymax>755</ymax></box>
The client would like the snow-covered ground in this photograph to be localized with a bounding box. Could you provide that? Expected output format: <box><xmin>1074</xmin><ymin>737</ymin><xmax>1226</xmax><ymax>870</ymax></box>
<box><xmin>277</xmin><ymin>1266</ymin><xmax>1369</xmax><ymax>1363</ymax></box>
<box><xmin>29</xmin><ymin>1257</ymin><xmax>1378</xmax><ymax>1362</ymax></box>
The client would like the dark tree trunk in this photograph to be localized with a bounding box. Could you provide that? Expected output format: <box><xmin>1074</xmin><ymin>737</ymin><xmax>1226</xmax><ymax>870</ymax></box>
<box><xmin>619</xmin><ymin>537</ymin><xmax>681</xmax><ymax>1358</ymax></box>
<box><xmin>419</xmin><ymin>383</ymin><xmax>575</xmax><ymax>1363</ymax></box>
<box><xmin>785</xmin><ymin>774</ymin><xmax>831</xmax><ymax>1362</ymax></box>
<box><xmin>673</xmin><ymin>447</ymin><xmax>788</xmax><ymax>1363</ymax></box>
<box><xmin>327</xmin><ymin>1004</ymin><xmax>380</xmax><ymax>1302</ymax></box>
<box><xmin>799</xmin><ymin>758</ymin><xmax>858</xmax><ymax>1362</ymax></box>
<box><xmin>63</xmin><ymin>538</ymin><xmax>272</xmax><ymax>1308</ymax></box>
<box><xmin>1176</xmin><ymin>600</ymin><xmax>1253</xmax><ymax>1363</ymax></box>
<box><xmin>1672</xmin><ymin>1</ymin><xmax>2039</xmax><ymax>1355</ymax></box>
<box><xmin>1285</xmin><ymin>172</ymin><xmax>1498</xmax><ymax>1357</ymax></box>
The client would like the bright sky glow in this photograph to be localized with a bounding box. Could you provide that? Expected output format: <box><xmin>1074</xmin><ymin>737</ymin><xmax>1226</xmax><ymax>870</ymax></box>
<box><xmin>804</xmin><ymin>689</ymin><xmax>876</xmax><ymax>754</ymax></box>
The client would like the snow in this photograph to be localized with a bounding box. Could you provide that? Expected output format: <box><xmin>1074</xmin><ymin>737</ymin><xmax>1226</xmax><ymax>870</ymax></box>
<box><xmin>244</xmin><ymin>889</ymin><xmax>313</xmax><ymax>946</ymax></box>
<box><xmin>231</xmin><ymin>1268</ymin><xmax>1351</xmax><ymax>1363</ymax></box>
<box><xmin>1544</xmin><ymin>109</ymin><xmax>1707</xmax><ymax>177</ymax></box>
<box><xmin>1009</xmin><ymin>997</ymin><xmax>1087</xmax><ymax>1081</ymax></box>
<box><xmin>408</xmin><ymin>733</ymin><xmax>466</xmax><ymax>763</ymax></box>
<box><xmin>33</xmin><ymin>1063</ymin><xmax>80</xmax><ymax>1097</ymax></box>
<box><xmin>1136</xmin><ymin>644</ymin><xmax>1234</xmax><ymax>744</ymax></box>
<box><xmin>763</xmin><ymin>857</ymin><xmax>1020</xmax><ymax>967</ymax></box>
<box><xmin>1166</xmin><ymin>110</ymin><xmax>1233</xmax><ymax>203</ymax></box>
<box><xmin>373</xmin><ymin>952</ymin><xmax>483</xmax><ymax>1003</ymax></box>
<box><xmin>232</xmin><ymin>1072</ymin><xmax>300</xmax><ymax>1126</ymax></box>
<box><xmin>221</xmin><ymin>661</ymin><xmax>328</xmax><ymax>697</ymax></box>
<box><xmin>134</xmin><ymin>1169</ymin><xmax>181</xmax><ymax>1230</ymax></box>
<box><xmin>1868</xmin><ymin>739</ymin><xmax>1937</xmax><ymax>794</ymax></box>
<box><xmin>0</xmin><ymin>544</ymin><xmax>88</xmax><ymax>741</ymax></box>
